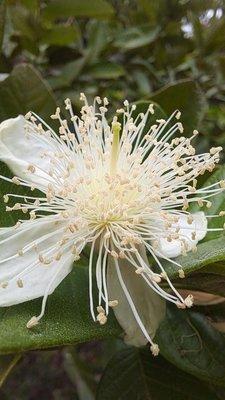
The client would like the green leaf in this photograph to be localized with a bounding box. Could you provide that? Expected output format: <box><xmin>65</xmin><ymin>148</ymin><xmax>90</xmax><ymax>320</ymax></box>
<box><xmin>41</xmin><ymin>25</ymin><xmax>79</xmax><ymax>47</ymax></box>
<box><xmin>132</xmin><ymin>100</ymin><xmax>167</xmax><ymax>133</ymax></box>
<box><xmin>172</xmin><ymin>272</ymin><xmax>225</xmax><ymax>298</ymax></box>
<box><xmin>114</xmin><ymin>26</ymin><xmax>160</xmax><ymax>51</ymax></box>
<box><xmin>163</xmin><ymin>236</ymin><xmax>225</xmax><ymax>279</ymax></box>
<box><xmin>0</xmin><ymin>64</ymin><xmax>57</xmax><ymax>122</ymax></box>
<box><xmin>84</xmin><ymin>21</ymin><xmax>109</xmax><ymax>64</ymax></box>
<box><xmin>88</xmin><ymin>62</ymin><xmax>125</xmax><ymax>80</ymax></box>
<box><xmin>151</xmin><ymin>80</ymin><xmax>206</xmax><ymax>132</ymax></box>
<box><xmin>204</xmin><ymin>17</ymin><xmax>225</xmax><ymax>54</ymax></box>
<box><xmin>156</xmin><ymin>305</ymin><xmax>225</xmax><ymax>386</ymax></box>
<box><xmin>43</xmin><ymin>0</ymin><xmax>114</xmax><ymax>20</ymax></box>
<box><xmin>0</xmin><ymin>265</ymin><xmax>121</xmax><ymax>354</ymax></box>
<box><xmin>97</xmin><ymin>346</ymin><xmax>218</xmax><ymax>400</ymax></box>
<box><xmin>48</xmin><ymin>58</ymin><xmax>86</xmax><ymax>90</ymax></box>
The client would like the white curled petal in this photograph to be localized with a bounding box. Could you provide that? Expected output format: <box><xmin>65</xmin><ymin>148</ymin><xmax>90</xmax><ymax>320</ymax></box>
<box><xmin>107</xmin><ymin>247</ymin><xmax>166</xmax><ymax>347</ymax></box>
<box><xmin>156</xmin><ymin>211</ymin><xmax>207</xmax><ymax>259</ymax></box>
<box><xmin>0</xmin><ymin>218</ymin><xmax>73</xmax><ymax>306</ymax></box>
<box><xmin>0</xmin><ymin>116</ymin><xmax>54</xmax><ymax>187</ymax></box>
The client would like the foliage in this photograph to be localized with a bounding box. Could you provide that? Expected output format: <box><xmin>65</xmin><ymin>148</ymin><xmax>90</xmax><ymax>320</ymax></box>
<box><xmin>1</xmin><ymin>0</ymin><xmax>225</xmax><ymax>399</ymax></box>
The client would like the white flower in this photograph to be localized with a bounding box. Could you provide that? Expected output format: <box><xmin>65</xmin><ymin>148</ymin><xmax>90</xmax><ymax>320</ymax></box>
<box><xmin>0</xmin><ymin>95</ymin><xmax>224</xmax><ymax>355</ymax></box>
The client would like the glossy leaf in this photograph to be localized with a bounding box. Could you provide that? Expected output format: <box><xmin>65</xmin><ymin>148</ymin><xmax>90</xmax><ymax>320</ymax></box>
<box><xmin>114</xmin><ymin>26</ymin><xmax>160</xmax><ymax>51</ymax></box>
<box><xmin>42</xmin><ymin>25</ymin><xmax>79</xmax><ymax>46</ymax></box>
<box><xmin>97</xmin><ymin>346</ymin><xmax>218</xmax><ymax>400</ymax></box>
<box><xmin>88</xmin><ymin>62</ymin><xmax>125</xmax><ymax>80</ymax></box>
<box><xmin>163</xmin><ymin>236</ymin><xmax>225</xmax><ymax>279</ymax></box>
<box><xmin>173</xmin><ymin>271</ymin><xmax>225</xmax><ymax>297</ymax></box>
<box><xmin>48</xmin><ymin>58</ymin><xmax>86</xmax><ymax>90</ymax></box>
<box><xmin>151</xmin><ymin>80</ymin><xmax>206</xmax><ymax>132</ymax></box>
<box><xmin>156</xmin><ymin>305</ymin><xmax>225</xmax><ymax>386</ymax></box>
<box><xmin>0</xmin><ymin>265</ymin><xmax>121</xmax><ymax>355</ymax></box>
<box><xmin>0</xmin><ymin>64</ymin><xmax>57</xmax><ymax>123</ymax></box>
<box><xmin>43</xmin><ymin>0</ymin><xmax>114</xmax><ymax>20</ymax></box>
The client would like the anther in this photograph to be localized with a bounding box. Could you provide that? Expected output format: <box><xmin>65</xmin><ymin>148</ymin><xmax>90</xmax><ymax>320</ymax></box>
<box><xmin>184</xmin><ymin>294</ymin><xmax>194</xmax><ymax>308</ymax></box>
<box><xmin>178</xmin><ymin>269</ymin><xmax>185</xmax><ymax>279</ymax></box>
<box><xmin>26</xmin><ymin>316</ymin><xmax>39</xmax><ymax>329</ymax></box>
<box><xmin>17</xmin><ymin>278</ymin><xmax>23</xmax><ymax>288</ymax></box>
<box><xmin>109</xmin><ymin>300</ymin><xmax>118</xmax><ymax>307</ymax></box>
<box><xmin>150</xmin><ymin>343</ymin><xmax>159</xmax><ymax>356</ymax></box>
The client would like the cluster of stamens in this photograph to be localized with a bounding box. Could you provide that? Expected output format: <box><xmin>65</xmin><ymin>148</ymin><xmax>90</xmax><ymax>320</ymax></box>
<box><xmin>0</xmin><ymin>93</ymin><xmax>224</xmax><ymax>354</ymax></box>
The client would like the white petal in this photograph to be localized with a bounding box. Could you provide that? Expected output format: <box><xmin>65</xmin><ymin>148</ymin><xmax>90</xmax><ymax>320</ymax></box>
<box><xmin>107</xmin><ymin>247</ymin><xmax>166</xmax><ymax>346</ymax></box>
<box><xmin>0</xmin><ymin>116</ymin><xmax>54</xmax><ymax>188</ymax></box>
<box><xmin>0</xmin><ymin>218</ymin><xmax>73</xmax><ymax>306</ymax></box>
<box><xmin>156</xmin><ymin>211</ymin><xmax>207</xmax><ymax>259</ymax></box>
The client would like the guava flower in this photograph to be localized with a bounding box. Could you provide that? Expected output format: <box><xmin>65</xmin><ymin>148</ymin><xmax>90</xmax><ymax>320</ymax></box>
<box><xmin>0</xmin><ymin>94</ymin><xmax>224</xmax><ymax>356</ymax></box>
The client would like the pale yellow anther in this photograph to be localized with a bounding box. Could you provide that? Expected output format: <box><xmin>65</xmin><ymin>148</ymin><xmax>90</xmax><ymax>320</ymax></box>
<box><xmin>109</xmin><ymin>300</ymin><xmax>118</xmax><ymax>307</ymax></box>
<box><xmin>176</xmin><ymin>302</ymin><xmax>186</xmax><ymax>309</ymax></box>
<box><xmin>148</xmin><ymin>104</ymin><xmax>154</xmax><ymax>114</ymax></box>
<box><xmin>17</xmin><ymin>278</ymin><xmax>23</xmax><ymax>288</ymax></box>
<box><xmin>175</xmin><ymin>111</ymin><xmax>181</xmax><ymax>119</ymax></box>
<box><xmin>178</xmin><ymin>269</ymin><xmax>185</xmax><ymax>279</ymax></box>
<box><xmin>26</xmin><ymin>316</ymin><xmax>39</xmax><ymax>329</ymax></box>
<box><xmin>111</xmin><ymin>250</ymin><xmax>118</xmax><ymax>258</ymax></box>
<box><xmin>135</xmin><ymin>267</ymin><xmax>145</xmax><ymax>274</ymax></box>
<box><xmin>99</xmin><ymin>315</ymin><xmax>107</xmax><ymax>325</ymax></box>
<box><xmin>184</xmin><ymin>294</ymin><xmax>194</xmax><ymax>308</ymax></box>
<box><xmin>150</xmin><ymin>343</ymin><xmax>159</xmax><ymax>356</ymax></box>
<box><xmin>27</xmin><ymin>164</ymin><xmax>36</xmax><ymax>173</ymax></box>
<box><xmin>97</xmin><ymin>305</ymin><xmax>105</xmax><ymax>314</ymax></box>
<box><xmin>151</xmin><ymin>274</ymin><xmax>161</xmax><ymax>283</ymax></box>
<box><xmin>191</xmin><ymin>232</ymin><xmax>196</xmax><ymax>240</ymax></box>
<box><xmin>12</xmin><ymin>176</ymin><xmax>20</xmax><ymax>185</ymax></box>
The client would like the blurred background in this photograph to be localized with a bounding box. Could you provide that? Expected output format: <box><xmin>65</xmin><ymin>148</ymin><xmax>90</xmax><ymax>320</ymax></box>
<box><xmin>0</xmin><ymin>0</ymin><xmax>225</xmax><ymax>398</ymax></box>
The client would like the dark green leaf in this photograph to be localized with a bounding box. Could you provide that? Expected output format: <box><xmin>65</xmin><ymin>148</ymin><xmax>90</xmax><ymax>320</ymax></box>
<box><xmin>163</xmin><ymin>236</ymin><xmax>225</xmax><ymax>279</ymax></box>
<box><xmin>97</xmin><ymin>346</ymin><xmax>218</xmax><ymax>400</ymax></box>
<box><xmin>0</xmin><ymin>265</ymin><xmax>121</xmax><ymax>354</ymax></box>
<box><xmin>173</xmin><ymin>272</ymin><xmax>225</xmax><ymax>298</ymax></box>
<box><xmin>88</xmin><ymin>62</ymin><xmax>125</xmax><ymax>80</ymax></box>
<box><xmin>0</xmin><ymin>64</ymin><xmax>57</xmax><ymax>123</ymax></box>
<box><xmin>114</xmin><ymin>26</ymin><xmax>160</xmax><ymax>51</ymax></box>
<box><xmin>48</xmin><ymin>58</ymin><xmax>86</xmax><ymax>90</ymax></box>
<box><xmin>205</xmin><ymin>17</ymin><xmax>225</xmax><ymax>54</ymax></box>
<box><xmin>156</xmin><ymin>305</ymin><xmax>225</xmax><ymax>386</ymax></box>
<box><xmin>151</xmin><ymin>80</ymin><xmax>206</xmax><ymax>132</ymax></box>
<box><xmin>43</xmin><ymin>0</ymin><xmax>114</xmax><ymax>20</ymax></box>
<box><xmin>84</xmin><ymin>21</ymin><xmax>109</xmax><ymax>64</ymax></box>
<box><xmin>42</xmin><ymin>25</ymin><xmax>79</xmax><ymax>47</ymax></box>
